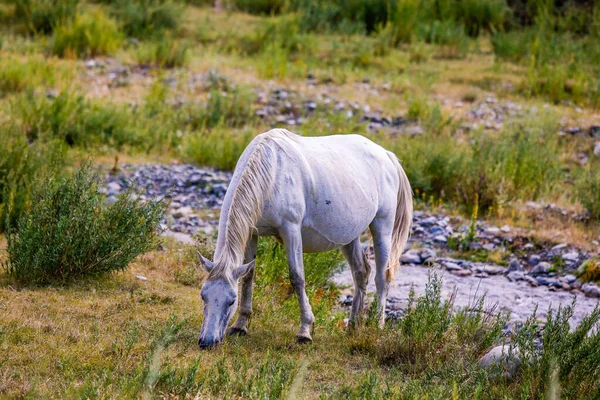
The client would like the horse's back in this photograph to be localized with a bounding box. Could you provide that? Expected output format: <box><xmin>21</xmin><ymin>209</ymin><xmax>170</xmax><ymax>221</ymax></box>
<box><xmin>258</xmin><ymin>132</ymin><xmax>400</xmax><ymax>251</ymax></box>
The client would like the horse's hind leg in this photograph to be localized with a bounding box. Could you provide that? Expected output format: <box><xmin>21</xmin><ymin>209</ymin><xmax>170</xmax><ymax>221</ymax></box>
<box><xmin>280</xmin><ymin>223</ymin><xmax>314</xmax><ymax>344</ymax></box>
<box><xmin>341</xmin><ymin>238</ymin><xmax>371</xmax><ymax>329</ymax></box>
<box><xmin>370</xmin><ymin>214</ymin><xmax>394</xmax><ymax>329</ymax></box>
<box><xmin>227</xmin><ymin>235</ymin><xmax>258</xmax><ymax>336</ymax></box>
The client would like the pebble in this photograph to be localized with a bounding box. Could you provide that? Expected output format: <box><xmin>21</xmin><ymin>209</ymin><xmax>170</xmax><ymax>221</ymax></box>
<box><xmin>531</xmin><ymin>262</ymin><xmax>551</xmax><ymax>276</ymax></box>
<box><xmin>582</xmin><ymin>283</ymin><xmax>600</xmax><ymax>298</ymax></box>
<box><xmin>401</xmin><ymin>250</ymin><xmax>422</xmax><ymax>264</ymax></box>
<box><xmin>136</xmin><ymin>275</ymin><xmax>148</xmax><ymax>281</ymax></box>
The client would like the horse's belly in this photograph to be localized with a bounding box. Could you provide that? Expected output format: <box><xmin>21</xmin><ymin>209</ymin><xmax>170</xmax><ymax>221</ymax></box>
<box><xmin>300</xmin><ymin>227</ymin><xmax>344</xmax><ymax>253</ymax></box>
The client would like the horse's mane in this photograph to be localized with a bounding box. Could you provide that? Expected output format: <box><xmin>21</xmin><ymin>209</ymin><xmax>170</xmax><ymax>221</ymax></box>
<box><xmin>208</xmin><ymin>129</ymin><xmax>297</xmax><ymax>281</ymax></box>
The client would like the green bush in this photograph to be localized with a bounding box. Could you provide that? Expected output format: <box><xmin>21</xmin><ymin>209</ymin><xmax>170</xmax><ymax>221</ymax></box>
<box><xmin>10</xmin><ymin>0</ymin><xmax>79</xmax><ymax>34</ymax></box>
<box><xmin>4</xmin><ymin>162</ymin><xmax>166</xmax><ymax>285</ymax></box>
<box><xmin>50</xmin><ymin>10</ymin><xmax>122</xmax><ymax>58</ymax></box>
<box><xmin>0</xmin><ymin>125</ymin><xmax>65</xmax><ymax>233</ymax></box>
<box><xmin>110</xmin><ymin>0</ymin><xmax>184</xmax><ymax>38</ymax></box>
<box><xmin>134</xmin><ymin>36</ymin><xmax>189</xmax><ymax>68</ymax></box>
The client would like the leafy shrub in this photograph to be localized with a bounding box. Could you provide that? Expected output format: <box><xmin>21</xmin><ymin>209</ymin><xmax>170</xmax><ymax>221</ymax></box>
<box><xmin>0</xmin><ymin>124</ymin><xmax>65</xmax><ymax>233</ymax></box>
<box><xmin>0</xmin><ymin>56</ymin><xmax>62</xmax><ymax>97</ymax></box>
<box><xmin>349</xmin><ymin>273</ymin><xmax>506</xmax><ymax>373</ymax></box>
<box><xmin>10</xmin><ymin>0</ymin><xmax>79</xmax><ymax>34</ymax></box>
<box><xmin>110</xmin><ymin>0</ymin><xmax>184</xmax><ymax>38</ymax></box>
<box><xmin>50</xmin><ymin>11</ymin><xmax>122</xmax><ymax>58</ymax></box>
<box><xmin>134</xmin><ymin>36</ymin><xmax>189</xmax><ymax>68</ymax></box>
<box><xmin>4</xmin><ymin>162</ymin><xmax>166</xmax><ymax>285</ymax></box>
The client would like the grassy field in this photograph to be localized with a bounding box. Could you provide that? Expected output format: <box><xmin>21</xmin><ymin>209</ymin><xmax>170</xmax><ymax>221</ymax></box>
<box><xmin>1</xmin><ymin>0</ymin><xmax>600</xmax><ymax>398</ymax></box>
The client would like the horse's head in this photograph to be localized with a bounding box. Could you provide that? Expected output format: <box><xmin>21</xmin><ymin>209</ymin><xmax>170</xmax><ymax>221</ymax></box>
<box><xmin>197</xmin><ymin>253</ymin><xmax>254</xmax><ymax>349</ymax></box>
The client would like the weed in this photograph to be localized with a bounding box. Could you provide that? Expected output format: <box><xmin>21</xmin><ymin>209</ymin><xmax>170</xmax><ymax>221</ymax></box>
<box><xmin>134</xmin><ymin>35</ymin><xmax>189</xmax><ymax>68</ymax></box>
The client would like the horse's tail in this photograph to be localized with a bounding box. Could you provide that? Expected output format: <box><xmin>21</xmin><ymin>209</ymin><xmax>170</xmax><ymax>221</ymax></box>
<box><xmin>386</xmin><ymin>153</ymin><xmax>413</xmax><ymax>282</ymax></box>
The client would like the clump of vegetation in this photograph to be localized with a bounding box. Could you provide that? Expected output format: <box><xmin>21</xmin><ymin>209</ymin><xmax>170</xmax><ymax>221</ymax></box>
<box><xmin>576</xmin><ymin>164</ymin><xmax>600</xmax><ymax>222</ymax></box>
<box><xmin>4</xmin><ymin>162</ymin><xmax>166</xmax><ymax>285</ymax></box>
<box><xmin>9</xmin><ymin>0</ymin><xmax>79</xmax><ymax>34</ymax></box>
<box><xmin>230</xmin><ymin>0</ymin><xmax>287</xmax><ymax>15</ymax></box>
<box><xmin>181</xmin><ymin>127</ymin><xmax>255</xmax><ymax>170</ymax></box>
<box><xmin>134</xmin><ymin>35</ymin><xmax>189</xmax><ymax>68</ymax></box>
<box><xmin>9</xmin><ymin>90</ymin><xmax>140</xmax><ymax>147</ymax></box>
<box><xmin>110</xmin><ymin>0</ymin><xmax>184</xmax><ymax>38</ymax></box>
<box><xmin>50</xmin><ymin>10</ymin><xmax>122</xmax><ymax>58</ymax></box>
<box><xmin>0</xmin><ymin>124</ymin><xmax>65</xmax><ymax>233</ymax></box>
<box><xmin>577</xmin><ymin>257</ymin><xmax>600</xmax><ymax>283</ymax></box>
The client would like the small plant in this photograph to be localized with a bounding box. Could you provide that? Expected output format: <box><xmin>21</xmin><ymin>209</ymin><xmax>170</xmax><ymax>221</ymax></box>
<box><xmin>10</xmin><ymin>0</ymin><xmax>79</xmax><ymax>34</ymax></box>
<box><xmin>576</xmin><ymin>164</ymin><xmax>600</xmax><ymax>222</ymax></box>
<box><xmin>577</xmin><ymin>257</ymin><xmax>600</xmax><ymax>283</ymax></box>
<box><xmin>134</xmin><ymin>35</ymin><xmax>189</xmax><ymax>68</ymax></box>
<box><xmin>50</xmin><ymin>10</ymin><xmax>122</xmax><ymax>58</ymax></box>
<box><xmin>4</xmin><ymin>162</ymin><xmax>166</xmax><ymax>285</ymax></box>
<box><xmin>111</xmin><ymin>0</ymin><xmax>184</xmax><ymax>38</ymax></box>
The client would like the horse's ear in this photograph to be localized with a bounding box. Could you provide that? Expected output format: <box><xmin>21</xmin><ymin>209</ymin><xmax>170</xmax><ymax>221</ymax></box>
<box><xmin>197</xmin><ymin>251</ymin><xmax>214</xmax><ymax>273</ymax></box>
<box><xmin>233</xmin><ymin>260</ymin><xmax>255</xmax><ymax>280</ymax></box>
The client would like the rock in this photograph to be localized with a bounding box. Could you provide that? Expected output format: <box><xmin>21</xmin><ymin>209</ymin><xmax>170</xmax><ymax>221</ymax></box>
<box><xmin>524</xmin><ymin>275</ymin><xmax>539</xmax><ymax>286</ymax></box>
<box><xmin>507</xmin><ymin>259</ymin><xmax>523</xmax><ymax>272</ymax></box>
<box><xmin>136</xmin><ymin>275</ymin><xmax>148</xmax><ymax>281</ymax></box>
<box><xmin>594</xmin><ymin>142</ymin><xmax>600</xmax><ymax>156</ymax></box>
<box><xmin>483</xmin><ymin>243</ymin><xmax>495</xmax><ymax>251</ymax></box>
<box><xmin>551</xmin><ymin>243</ymin><xmax>568</xmax><ymax>252</ymax></box>
<box><xmin>485</xmin><ymin>227</ymin><xmax>500</xmax><ymax>235</ymax></box>
<box><xmin>172</xmin><ymin>206</ymin><xmax>194</xmax><ymax>218</ymax></box>
<box><xmin>531</xmin><ymin>262</ymin><xmax>551</xmax><ymax>276</ymax></box>
<box><xmin>474</xmin><ymin>272</ymin><xmax>489</xmax><ymax>278</ymax></box>
<box><xmin>419</xmin><ymin>248</ymin><xmax>436</xmax><ymax>263</ymax></box>
<box><xmin>536</xmin><ymin>276</ymin><xmax>558</xmax><ymax>287</ymax></box>
<box><xmin>564</xmin><ymin>274</ymin><xmax>577</xmax><ymax>284</ymax></box>
<box><xmin>528</xmin><ymin>255</ymin><xmax>541</xmax><ymax>267</ymax></box>
<box><xmin>507</xmin><ymin>271</ymin><xmax>525</xmax><ymax>282</ymax></box>
<box><xmin>582</xmin><ymin>283</ymin><xmax>600</xmax><ymax>298</ymax></box>
<box><xmin>433</xmin><ymin>235</ymin><xmax>447</xmax><ymax>243</ymax></box>
<box><xmin>401</xmin><ymin>250</ymin><xmax>422</xmax><ymax>264</ymax></box>
<box><xmin>106</xmin><ymin>181</ymin><xmax>121</xmax><ymax>195</ymax></box>
<box><xmin>480</xmin><ymin>265</ymin><xmax>505</xmax><ymax>275</ymax></box>
<box><xmin>444</xmin><ymin>261</ymin><xmax>462</xmax><ymax>271</ymax></box>
<box><xmin>500</xmin><ymin>225</ymin><xmax>511</xmax><ymax>233</ymax></box>
<box><xmin>450</xmin><ymin>268</ymin><xmax>472</xmax><ymax>277</ymax></box>
<box><xmin>479</xmin><ymin>345</ymin><xmax>521</xmax><ymax>380</ymax></box>
<box><xmin>562</xmin><ymin>252</ymin><xmax>579</xmax><ymax>263</ymax></box>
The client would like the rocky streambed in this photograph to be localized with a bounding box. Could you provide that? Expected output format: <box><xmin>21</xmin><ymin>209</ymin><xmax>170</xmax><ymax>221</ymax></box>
<box><xmin>103</xmin><ymin>163</ymin><xmax>600</xmax><ymax>327</ymax></box>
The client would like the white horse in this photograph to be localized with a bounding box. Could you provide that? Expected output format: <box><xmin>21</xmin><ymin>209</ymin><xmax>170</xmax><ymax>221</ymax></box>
<box><xmin>197</xmin><ymin>129</ymin><xmax>412</xmax><ymax>347</ymax></box>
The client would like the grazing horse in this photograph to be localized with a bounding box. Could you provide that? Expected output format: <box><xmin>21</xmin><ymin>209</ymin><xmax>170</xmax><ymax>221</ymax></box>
<box><xmin>197</xmin><ymin>129</ymin><xmax>412</xmax><ymax>347</ymax></box>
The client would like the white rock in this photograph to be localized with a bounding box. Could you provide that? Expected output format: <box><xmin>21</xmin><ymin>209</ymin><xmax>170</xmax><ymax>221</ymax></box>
<box><xmin>136</xmin><ymin>275</ymin><xmax>148</xmax><ymax>281</ymax></box>
<box><xmin>500</xmin><ymin>225</ymin><xmax>511</xmax><ymax>233</ymax></box>
<box><xmin>401</xmin><ymin>250</ymin><xmax>422</xmax><ymax>264</ymax></box>
<box><xmin>479</xmin><ymin>345</ymin><xmax>522</xmax><ymax>380</ymax></box>
<box><xmin>562</xmin><ymin>252</ymin><xmax>579</xmax><ymax>262</ymax></box>
<box><xmin>485</xmin><ymin>227</ymin><xmax>500</xmax><ymax>235</ymax></box>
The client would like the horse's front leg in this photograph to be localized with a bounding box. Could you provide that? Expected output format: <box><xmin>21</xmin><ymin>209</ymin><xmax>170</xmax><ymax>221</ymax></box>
<box><xmin>227</xmin><ymin>235</ymin><xmax>258</xmax><ymax>336</ymax></box>
<box><xmin>280</xmin><ymin>223</ymin><xmax>314</xmax><ymax>343</ymax></box>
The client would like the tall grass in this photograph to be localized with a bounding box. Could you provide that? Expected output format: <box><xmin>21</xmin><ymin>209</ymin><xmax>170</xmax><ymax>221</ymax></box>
<box><xmin>134</xmin><ymin>35</ymin><xmax>189</xmax><ymax>68</ymax></box>
<box><xmin>109</xmin><ymin>0</ymin><xmax>184</xmax><ymax>38</ymax></box>
<box><xmin>9</xmin><ymin>0</ymin><xmax>79</xmax><ymax>34</ymax></box>
<box><xmin>50</xmin><ymin>10</ymin><xmax>122</xmax><ymax>58</ymax></box>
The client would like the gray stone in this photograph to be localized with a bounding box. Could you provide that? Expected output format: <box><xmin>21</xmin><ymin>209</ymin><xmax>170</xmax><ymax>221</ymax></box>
<box><xmin>582</xmin><ymin>283</ymin><xmax>600</xmax><ymax>298</ymax></box>
<box><xmin>479</xmin><ymin>345</ymin><xmax>521</xmax><ymax>380</ymax></box>
<box><xmin>531</xmin><ymin>262</ymin><xmax>551</xmax><ymax>276</ymax></box>
<box><xmin>551</xmin><ymin>243</ymin><xmax>568</xmax><ymax>252</ymax></box>
<box><xmin>562</xmin><ymin>252</ymin><xmax>579</xmax><ymax>262</ymax></box>
<box><xmin>507</xmin><ymin>259</ymin><xmax>523</xmax><ymax>272</ymax></box>
<box><xmin>485</xmin><ymin>227</ymin><xmax>500</xmax><ymax>235</ymax></box>
<box><xmin>444</xmin><ymin>261</ymin><xmax>462</xmax><ymax>271</ymax></box>
<box><xmin>480</xmin><ymin>265</ymin><xmax>505</xmax><ymax>275</ymax></box>
<box><xmin>419</xmin><ymin>248</ymin><xmax>436</xmax><ymax>263</ymax></box>
<box><xmin>536</xmin><ymin>277</ymin><xmax>558</xmax><ymax>287</ymax></box>
<box><xmin>433</xmin><ymin>235</ymin><xmax>447</xmax><ymax>243</ymax></box>
<box><xmin>483</xmin><ymin>243</ymin><xmax>495</xmax><ymax>251</ymax></box>
<box><xmin>450</xmin><ymin>268</ymin><xmax>472</xmax><ymax>277</ymax></box>
<box><xmin>401</xmin><ymin>250</ymin><xmax>422</xmax><ymax>264</ymax></box>
<box><xmin>500</xmin><ymin>225</ymin><xmax>511</xmax><ymax>233</ymax></box>
<box><xmin>594</xmin><ymin>142</ymin><xmax>600</xmax><ymax>156</ymax></box>
<box><xmin>507</xmin><ymin>271</ymin><xmax>524</xmax><ymax>282</ymax></box>
<box><xmin>529</xmin><ymin>254</ymin><xmax>541</xmax><ymax>266</ymax></box>
<box><xmin>564</xmin><ymin>274</ymin><xmax>577</xmax><ymax>284</ymax></box>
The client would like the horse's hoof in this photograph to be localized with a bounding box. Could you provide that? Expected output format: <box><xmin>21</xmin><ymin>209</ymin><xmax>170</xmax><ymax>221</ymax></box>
<box><xmin>227</xmin><ymin>327</ymin><xmax>248</xmax><ymax>336</ymax></box>
<box><xmin>295</xmin><ymin>334</ymin><xmax>313</xmax><ymax>344</ymax></box>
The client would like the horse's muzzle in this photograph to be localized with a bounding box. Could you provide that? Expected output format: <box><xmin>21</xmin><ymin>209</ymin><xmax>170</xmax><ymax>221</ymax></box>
<box><xmin>198</xmin><ymin>337</ymin><xmax>220</xmax><ymax>349</ymax></box>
